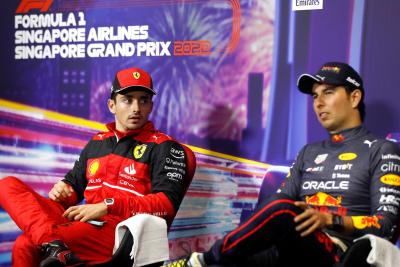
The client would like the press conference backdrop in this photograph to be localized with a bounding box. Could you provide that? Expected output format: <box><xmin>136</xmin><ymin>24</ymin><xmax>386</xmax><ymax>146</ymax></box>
<box><xmin>1</xmin><ymin>0</ymin><xmax>400</xmax><ymax>265</ymax></box>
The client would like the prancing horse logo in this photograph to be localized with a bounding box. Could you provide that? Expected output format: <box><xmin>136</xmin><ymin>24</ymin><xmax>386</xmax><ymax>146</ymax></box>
<box><xmin>133</xmin><ymin>72</ymin><xmax>140</xmax><ymax>79</ymax></box>
<box><xmin>133</xmin><ymin>144</ymin><xmax>147</xmax><ymax>159</ymax></box>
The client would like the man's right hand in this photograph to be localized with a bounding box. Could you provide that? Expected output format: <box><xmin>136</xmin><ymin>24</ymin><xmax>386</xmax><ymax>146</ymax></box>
<box><xmin>49</xmin><ymin>181</ymin><xmax>74</xmax><ymax>202</ymax></box>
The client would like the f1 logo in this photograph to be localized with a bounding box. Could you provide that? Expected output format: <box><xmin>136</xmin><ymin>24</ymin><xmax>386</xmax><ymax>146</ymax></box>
<box><xmin>16</xmin><ymin>0</ymin><xmax>53</xmax><ymax>14</ymax></box>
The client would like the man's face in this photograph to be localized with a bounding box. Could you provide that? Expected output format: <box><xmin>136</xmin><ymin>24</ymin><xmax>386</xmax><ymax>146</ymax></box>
<box><xmin>312</xmin><ymin>83</ymin><xmax>361</xmax><ymax>133</ymax></box>
<box><xmin>108</xmin><ymin>90</ymin><xmax>153</xmax><ymax>132</ymax></box>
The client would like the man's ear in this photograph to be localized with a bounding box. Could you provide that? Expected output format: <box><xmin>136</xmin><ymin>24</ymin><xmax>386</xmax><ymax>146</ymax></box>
<box><xmin>350</xmin><ymin>89</ymin><xmax>362</xmax><ymax>108</ymax></box>
<box><xmin>107</xmin><ymin>99</ymin><xmax>116</xmax><ymax>114</ymax></box>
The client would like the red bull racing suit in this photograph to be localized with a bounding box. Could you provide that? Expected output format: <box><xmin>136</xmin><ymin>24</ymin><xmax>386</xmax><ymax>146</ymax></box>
<box><xmin>203</xmin><ymin>126</ymin><xmax>400</xmax><ymax>266</ymax></box>
<box><xmin>0</xmin><ymin>121</ymin><xmax>190</xmax><ymax>266</ymax></box>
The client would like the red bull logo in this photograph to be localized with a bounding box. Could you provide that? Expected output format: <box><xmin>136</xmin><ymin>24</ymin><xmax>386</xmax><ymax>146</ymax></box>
<box><xmin>331</xmin><ymin>134</ymin><xmax>345</xmax><ymax>143</ymax></box>
<box><xmin>306</xmin><ymin>192</ymin><xmax>342</xmax><ymax>206</ymax></box>
<box><xmin>352</xmin><ymin>216</ymin><xmax>381</xmax><ymax>229</ymax></box>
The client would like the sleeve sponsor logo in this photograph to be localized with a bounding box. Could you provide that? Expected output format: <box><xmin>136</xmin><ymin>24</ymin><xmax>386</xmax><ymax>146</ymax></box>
<box><xmin>314</xmin><ymin>153</ymin><xmax>328</xmax><ymax>164</ymax></box>
<box><xmin>338</xmin><ymin>152</ymin><xmax>357</xmax><ymax>161</ymax></box>
<box><xmin>377</xmin><ymin>205</ymin><xmax>399</xmax><ymax>215</ymax></box>
<box><xmin>380</xmin><ymin>174</ymin><xmax>400</xmax><ymax>186</ymax></box>
<box><xmin>167</xmin><ymin>172</ymin><xmax>183</xmax><ymax>181</ymax></box>
<box><xmin>380</xmin><ymin>162</ymin><xmax>400</xmax><ymax>173</ymax></box>
<box><xmin>382</xmin><ymin>154</ymin><xmax>400</xmax><ymax>161</ymax></box>
<box><xmin>170</xmin><ymin>147</ymin><xmax>185</xmax><ymax>159</ymax></box>
<box><xmin>165</xmin><ymin>157</ymin><xmax>186</xmax><ymax>168</ymax></box>
<box><xmin>380</xmin><ymin>187</ymin><xmax>400</xmax><ymax>195</ymax></box>
<box><xmin>379</xmin><ymin>194</ymin><xmax>400</xmax><ymax>206</ymax></box>
<box><xmin>88</xmin><ymin>159</ymin><xmax>100</xmax><ymax>176</ymax></box>
<box><xmin>133</xmin><ymin>144</ymin><xmax>147</xmax><ymax>159</ymax></box>
<box><xmin>164</xmin><ymin>165</ymin><xmax>178</xmax><ymax>171</ymax></box>
<box><xmin>352</xmin><ymin>216</ymin><xmax>381</xmax><ymax>229</ymax></box>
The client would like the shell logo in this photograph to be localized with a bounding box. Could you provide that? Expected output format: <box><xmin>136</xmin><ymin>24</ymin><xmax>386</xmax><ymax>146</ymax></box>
<box><xmin>381</xmin><ymin>174</ymin><xmax>400</xmax><ymax>186</ymax></box>
<box><xmin>338</xmin><ymin>152</ymin><xmax>357</xmax><ymax>161</ymax></box>
<box><xmin>88</xmin><ymin>160</ymin><xmax>100</xmax><ymax>176</ymax></box>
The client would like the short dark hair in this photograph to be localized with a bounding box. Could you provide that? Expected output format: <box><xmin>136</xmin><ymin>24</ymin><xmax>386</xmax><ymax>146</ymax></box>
<box><xmin>110</xmin><ymin>92</ymin><xmax>117</xmax><ymax>101</ymax></box>
<box><xmin>344</xmin><ymin>86</ymin><xmax>366</xmax><ymax>121</ymax></box>
<box><xmin>110</xmin><ymin>90</ymin><xmax>153</xmax><ymax>102</ymax></box>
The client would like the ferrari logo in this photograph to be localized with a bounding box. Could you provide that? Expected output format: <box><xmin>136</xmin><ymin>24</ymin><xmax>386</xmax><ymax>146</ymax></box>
<box><xmin>133</xmin><ymin>72</ymin><xmax>140</xmax><ymax>79</ymax></box>
<box><xmin>134</xmin><ymin>144</ymin><xmax>147</xmax><ymax>159</ymax></box>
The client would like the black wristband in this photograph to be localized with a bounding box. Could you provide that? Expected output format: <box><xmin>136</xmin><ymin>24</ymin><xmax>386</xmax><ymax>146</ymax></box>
<box><xmin>329</xmin><ymin>214</ymin><xmax>344</xmax><ymax>231</ymax></box>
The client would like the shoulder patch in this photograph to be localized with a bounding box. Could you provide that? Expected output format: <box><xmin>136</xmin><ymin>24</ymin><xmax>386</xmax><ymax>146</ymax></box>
<box><xmin>149</xmin><ymin>132</ymin><xmax>173</xmax><ymax>144</ymax></box>
<box><xmin>92</xmin><ymin>131</ymin><xmax>114</xmax><ymax>141</ymax></box>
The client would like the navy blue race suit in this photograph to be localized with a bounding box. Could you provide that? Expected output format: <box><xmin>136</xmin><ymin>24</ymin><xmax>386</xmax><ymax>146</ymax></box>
<box><xmin>203</xmin><ymin>126</ymin><xmax>400</xmax><ymax>266</ymax></box>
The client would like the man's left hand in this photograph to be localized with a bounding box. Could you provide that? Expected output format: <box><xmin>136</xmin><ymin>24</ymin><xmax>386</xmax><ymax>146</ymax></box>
<box><xmin>63</xmin><ymin>203</ymin><xmax>108</xmax><ymax>222</ymax></box>
<box><xmin>293</xmin><ymin>201</ymin><xmax>332</xmax><ymax>237</ymax></box>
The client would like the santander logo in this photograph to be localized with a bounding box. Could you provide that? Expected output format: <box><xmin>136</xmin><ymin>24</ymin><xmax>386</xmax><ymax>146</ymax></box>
<box><xmin>124</xmin><ymin>164</ymin><xmax>136</xmax><ymax>175</ymax></box>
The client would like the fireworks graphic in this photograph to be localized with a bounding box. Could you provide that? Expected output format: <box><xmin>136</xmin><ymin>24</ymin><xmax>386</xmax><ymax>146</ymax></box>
<box><xmin>146</xmin><ymin>0</ymin><xmax>274</xmax><ymax>142</ymax></box>
<box><xmin>88</xmin><ymin>0</ymin><xmax>275</xmax><ymax>143</ymax></box>
<box><xmin>141</xmin><ymin>1</ymin><xmax>234</xmax><ymax>139</ymax></box>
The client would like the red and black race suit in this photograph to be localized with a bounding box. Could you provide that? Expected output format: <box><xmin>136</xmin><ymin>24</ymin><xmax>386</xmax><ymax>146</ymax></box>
<box><xmin>63</xmin><ymin>121</ymin><xmax>189</xmax><ymax>225</ymax></box>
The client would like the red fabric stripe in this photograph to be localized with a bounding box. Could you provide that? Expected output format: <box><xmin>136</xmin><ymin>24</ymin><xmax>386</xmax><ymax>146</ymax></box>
<box><xmin>222</xmin><ymin>199</ymin><xmax>295</xmax><ymax>252</ymax></box>
<box><xmin>222</xmin><ymin>209</ymin><xmax>297</xmax><ymax>253</ymax></box>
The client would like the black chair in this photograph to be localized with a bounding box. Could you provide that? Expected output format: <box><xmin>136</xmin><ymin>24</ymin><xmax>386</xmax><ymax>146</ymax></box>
<box><xmin>95</xmin><ymin>230</ymin><xmax>134</xmax><ymax>267</ymax></box>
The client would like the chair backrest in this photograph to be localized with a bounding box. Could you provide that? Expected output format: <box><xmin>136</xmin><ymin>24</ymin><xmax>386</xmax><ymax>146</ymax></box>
<box><xmin>257</xmin><ymin>168</ymin><xmax>288</xmax><ymax>205</ymax></box>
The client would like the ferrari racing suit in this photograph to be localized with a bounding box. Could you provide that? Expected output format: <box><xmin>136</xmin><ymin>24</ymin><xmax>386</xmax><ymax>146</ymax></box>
<box><xmin>0</xmin><ymin>121</ymin><xmax>191</xmax><ymax>266</ymax></box>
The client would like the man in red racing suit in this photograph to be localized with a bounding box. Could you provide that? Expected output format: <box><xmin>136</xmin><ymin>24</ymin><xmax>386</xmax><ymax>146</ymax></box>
<box><xmin>0</xmin><ymin>67</ymin><xmax>191</xmax><ymax>266</ymax></box>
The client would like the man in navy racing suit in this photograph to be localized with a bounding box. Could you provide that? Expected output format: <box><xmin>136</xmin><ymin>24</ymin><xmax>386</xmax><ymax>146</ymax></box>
<box><xmin>0</xmin><ymin>67</ymin><xmax>192</xmax><ymax>266</ymax></box>
<box><xmin>165</xmin><ymin>62</ymin><xmax>400</xmax><ymax>267</ymax></box>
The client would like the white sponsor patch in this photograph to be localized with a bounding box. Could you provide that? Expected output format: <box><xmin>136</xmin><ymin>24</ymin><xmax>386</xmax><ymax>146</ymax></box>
<box><xmin>302</xmin><ymin>180</ymin><xmax>349</xmax><ymax>190</ymax></box>
<box><xmin>314</xmin><ymin>154</ymin><xmax>328</xmax><ymax>164</ymax></box>
<box><xmin>170</xmin><ymin>147</ymin><xmax>185</xmax><ymax>159</ymax></box>
<box><xmin>292</xmin><ymin>0</ymin><xmax>323</xmax><ymax>11</ymax></box>
<box><xmin>382</xmin><ymin>154</ymin><xmax>400</xmax><ymax>161</ymax></box>
<box><xmin>124</xmin><ymin>163</ymin><xmax>136</xmax><ymax>175</ymax></box>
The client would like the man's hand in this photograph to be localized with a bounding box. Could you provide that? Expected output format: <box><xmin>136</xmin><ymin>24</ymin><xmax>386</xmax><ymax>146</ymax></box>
<box><xmin>63</xmin><ymin>203</ymin><xmax>107</xmax><ymax>222</ymax></box>
<box><xmin>49</xmin><ymin>181</ymin><xmax>74</xmax><ymax>202</ymax></box>
<box><xmin>293</xmin><ymin>201</ymin><xmax>332</xmax><ymax>237</ymax></box>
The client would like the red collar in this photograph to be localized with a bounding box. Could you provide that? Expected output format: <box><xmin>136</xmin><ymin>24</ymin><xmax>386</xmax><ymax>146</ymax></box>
<box><xmin>106</xmin><ymin>121</ymin><xmax>155</xmax><ymax>139</ymax></box>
